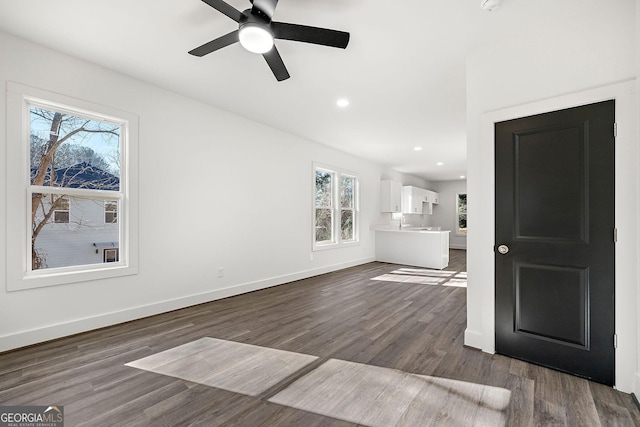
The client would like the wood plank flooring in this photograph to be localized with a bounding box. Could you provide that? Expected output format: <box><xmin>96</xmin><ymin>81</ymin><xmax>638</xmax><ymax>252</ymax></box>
<box><xmin>1</xmin><ymin>249</ymin><xmax>639</xmax><ymax>426</ymax></box>
<box><xmin>125</xmin><ymin>337</ymin><xmax>319</xmax><ymax>397</ymax></box>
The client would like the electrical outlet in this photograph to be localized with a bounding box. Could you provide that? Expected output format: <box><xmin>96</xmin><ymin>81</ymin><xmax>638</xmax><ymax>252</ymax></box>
<box><xmin>309</xmin><ymin>253</ymin><xmax>314</xmax><ymax>262</ymax></box>
<box><xmin>218</xmin><ymin>267</ymin><xmax>224</xmax><ymax>277</ymax></box>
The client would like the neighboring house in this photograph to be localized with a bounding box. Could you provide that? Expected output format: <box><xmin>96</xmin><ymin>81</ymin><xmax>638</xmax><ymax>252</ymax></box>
<box><xmin>32</xmin><ymin>162</ymin><xmax>120</xmax><ymax>269</ymax></box>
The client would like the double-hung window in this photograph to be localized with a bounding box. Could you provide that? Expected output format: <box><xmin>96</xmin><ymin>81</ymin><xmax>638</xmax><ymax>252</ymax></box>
<box><xmin>340</xmin><ymin>175</ymin><xmax>356</xmax><ymax>241</ymax></box>
<box><xmin>6</xmin><ymin>82</ymin><xmax>138</xmax><ymax>290</ymax></box>
<box><xmin>105</xmin><ymin>201</ymin><xmax>118</xmax><ymax>224</ymax></box>
<box><xmin>456</xmin><ymin>193</ymin><xmax>467</xmax><ymax>235</ymax></box>
<box><xmin>313</xmin><ymin>164</ymin><xmax>359</xmax><ymax>250</ymax></box>
<box><xmin>104</xmin><ymin>248</ymin><xmax>119</xmax><ymax>263</ymax></box>
<box><xmin>53</xmin><ymin>196</ymin><xmax>70</xmax><ymax>224</ymax></box>
<box><xmin>314</xmin><ymin>168</ymin><xmax>334</xmax><ymax>244</ymax></box>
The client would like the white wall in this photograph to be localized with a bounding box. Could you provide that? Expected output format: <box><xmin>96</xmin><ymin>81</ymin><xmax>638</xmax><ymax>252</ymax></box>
<box><xmin>465</xmin><ymin>1</ymin><xmax>638</xmax><ymax>392</ymax></box>
<box><xmin>427</xmin><ymin>180</ymin><xmax>467</xmax><ymax>249</ymax></box>
<box><xmin>0</xmin><ymin>31</ymin><xmax>414</xmax><ymax>352</ymax></box>
<box><xmin>635</xmin><ymin>0</ymin><xmax>640</xmax><ymax>398</ymax></box>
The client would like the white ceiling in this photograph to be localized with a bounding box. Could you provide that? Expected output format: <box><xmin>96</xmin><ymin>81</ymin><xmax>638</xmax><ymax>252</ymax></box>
<box><xmin>0</xmin><ymin>0</ymin><xmax>573</xmax><ymax>181</ymax></box>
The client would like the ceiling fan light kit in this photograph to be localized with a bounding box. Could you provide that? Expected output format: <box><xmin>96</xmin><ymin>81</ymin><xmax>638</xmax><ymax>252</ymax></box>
<box><xmin>188</xmin><ymin>0</ymin><xmax>350</xmax><ymax>81</ymax></box>
<box><xmin>239</xmin><ymin>24</ymin><xmax>274</xmax><ymax>53</ymax></box>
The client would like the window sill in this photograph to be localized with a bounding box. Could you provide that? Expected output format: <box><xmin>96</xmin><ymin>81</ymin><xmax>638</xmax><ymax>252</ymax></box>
<box><xmin>8</xmin><ymin>263</ymin><xmax>138</xmax><ymax>292</ymax></box>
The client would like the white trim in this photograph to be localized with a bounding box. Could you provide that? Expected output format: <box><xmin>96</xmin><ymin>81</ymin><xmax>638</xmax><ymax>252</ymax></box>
<box><xmin>464</xmin><ymin>329</ymin><xmax>483</xmax><ymax>349</ymax></box>
<box><xmin>5</xmin><ymin>81</ymin><xmax>139</xmax><ymax>291</ymax></box>
<box><xmin>0</xmin><ymin>255</ymin><xmax>375</xmax><ymax>353</ymax></box>
<box><xmin>468</xmin><ymin>79</ymin><xmax>637</xmax><ymax>392</ymax></box>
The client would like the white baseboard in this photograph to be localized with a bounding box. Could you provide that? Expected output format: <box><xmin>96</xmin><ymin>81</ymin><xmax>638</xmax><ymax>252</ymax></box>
<box><xmin>449</xmin><ymin>244</ymin><xmax>467</xmax><ymax>250</ymax></box>
<box><xmin>464</xmin><ymin>328</ymin><xmax>483</xmax><ymax>350</ymax></box>
<box><xmin>0</xmin><ymin>256</ymin><xmax>375</xmax><ymax>353</ymax></box>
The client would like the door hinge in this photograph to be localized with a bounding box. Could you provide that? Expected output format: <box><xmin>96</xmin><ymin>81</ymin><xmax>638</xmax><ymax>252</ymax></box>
<box><xmin>614</xmin><ymin>334</ymin><xmax>618</xmax><ymax>349</ymax></box>
<box><xmin>614</xmin><ymin>122</ymin><xmax>617</xmax><ymax>138</ymax></box>
<box><xmin>614</xmin><ymin>228</ymin><xmax>618</xmax><ymax>243</ymax></box>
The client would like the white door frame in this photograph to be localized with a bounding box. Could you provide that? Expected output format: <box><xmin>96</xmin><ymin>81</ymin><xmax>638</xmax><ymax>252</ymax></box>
<box><xmin>467</xmin><ymin>80</ymin><xmax>638</xmax><ymax>392</ymax></box>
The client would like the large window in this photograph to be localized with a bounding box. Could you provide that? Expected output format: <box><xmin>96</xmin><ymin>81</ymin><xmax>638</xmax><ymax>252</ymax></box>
<box><xmin>456</xmin><ymin>193</ymin><xmax>467</xmax><ymax>235</ymax></box>
<box><xmin>313</xmin><ymin>164</ymin><xmax>359</xmax><ymax>250</ymax></box>
<box><xmin>6</xmin><ymin>83</ymin><xmax>138</xmax><ymax>290</ymax></box>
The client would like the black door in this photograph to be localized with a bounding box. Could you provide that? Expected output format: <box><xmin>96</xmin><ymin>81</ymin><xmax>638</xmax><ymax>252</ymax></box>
<box><xmin>495</xmin><ymin>100</ymin><xmax>615</xmax><ymax>385</ymax></box>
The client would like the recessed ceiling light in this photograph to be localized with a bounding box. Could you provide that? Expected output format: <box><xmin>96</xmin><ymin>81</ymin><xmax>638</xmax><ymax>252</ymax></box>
<box><xmin>414</xmin><ymin>147</ymin><xmax>422</xmax><ymax>151</ymax></box>
<box><xmin>460</xmin><ymin>175</ymin><xmax>466</xmax><ymax>179</ymax></box>
<box><xmin>336</xmin><ymin>98</ymin><xmax>349</xmax><ymax>108</ymax></box>
<box><xmin>480</xmin><ymin>0</ymin><xmax>502</xmax><ymax>12</ymax></box>
<box><xmin>436</xmin><ymin>162</ymin><xmax>444</xmax><ymax>166</ymax></box>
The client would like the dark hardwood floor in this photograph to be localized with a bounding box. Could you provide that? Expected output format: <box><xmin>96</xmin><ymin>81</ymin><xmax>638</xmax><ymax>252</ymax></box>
<box><xmin>1</xmin><ymin>249</ymin><xmax>638</xmax><ymax>426</ymax></box>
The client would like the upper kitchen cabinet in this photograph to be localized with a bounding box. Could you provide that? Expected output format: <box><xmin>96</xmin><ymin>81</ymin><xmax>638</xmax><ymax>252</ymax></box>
<box><xmin>425</xmin><ymin>190</ymin><xmax>440</xmax><ymax>204</ymax></box>
<box><xmin>402</xmin><ymin>186</ymin><xmax>428</xmax><ymax>214</ymax></box>
<box><xmin>380</xmin><ymin>180</ymin><xmax>402</xmax><ymax>213</ymax></box>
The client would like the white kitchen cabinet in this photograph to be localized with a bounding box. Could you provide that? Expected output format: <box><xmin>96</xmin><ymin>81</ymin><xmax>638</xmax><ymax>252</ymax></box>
<box><xmin>425</xmin><ymin>190</ymin><xmax>440</xmax><ymax>204</ymax></box>
<box><xmin>402</xmin><ymin>186</ymin><xmax>427</xmax><ymax>214</ymax></box>
<box><xmin>375</xmin><ymin>229</ymin><xmax>449</xmax><ymax>269</ymax></box>
<box><xmin>380</xmin><ymin>180</ymin><xmax>402</xmax><ymax>213</ymax></box>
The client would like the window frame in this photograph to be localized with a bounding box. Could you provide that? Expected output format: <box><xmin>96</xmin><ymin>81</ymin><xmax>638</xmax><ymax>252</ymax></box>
<box><xmin>6</xmin><ymin>82</ymin><xmax>139</xmax><ymax>291</ymax></box>
<box><xmin>455</xmin><ymin>192</ymin><xmax>468</xmax><ymax>236</ymax></box>
<box><xmin>312</xmin><ymin>163</ymin><xmax>359</xmax><ymax>251</ymax></box>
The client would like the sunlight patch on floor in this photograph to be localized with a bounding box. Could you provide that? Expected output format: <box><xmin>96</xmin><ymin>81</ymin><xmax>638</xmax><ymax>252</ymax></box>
<box><xmin>125</xmin><ymin>337</ymin><xmax>318</xmax><ymax>396</ymax></box>
<box><xmin>371</xmin><ymin>268</ymin><xmax>467</xmax><ymax>287</ymax></box>
<box><xmin>127</xmin><ymin>339</ymin><xmax>509</xmax><ymax>426</ymax></box>
<box><xmin>269</xmin><ymin>358</ymin><xmax>510</xmax><ymax>427</ymax></box>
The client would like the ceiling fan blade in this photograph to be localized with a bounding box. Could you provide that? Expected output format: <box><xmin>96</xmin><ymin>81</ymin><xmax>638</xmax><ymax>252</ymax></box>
<box><xmin>263</xmin><ymin>46</ymin><xmax>290</xmax><ymax>81</ymax></box>
<box><xmin>188</xmin><ymin>30</ymin><xmax>239</xmax><ymax>56</ymax></box>
<box><xmin>201</xmin><ymin>0</ymin><xmax>245</xmax><ymax>22</ymax></box>
<box><xmin>271</xmin><ymin>22</ymin><xmax>350</xmax><ymax>49</ymax></box>
<box><xmin>251</xmin><ymin>0</ymin><xmax>278</xmax><ymax>20</ymax></box>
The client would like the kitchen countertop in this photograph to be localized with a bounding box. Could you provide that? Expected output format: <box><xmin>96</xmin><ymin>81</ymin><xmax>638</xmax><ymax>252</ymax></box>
<box><xmin>373</xmin><ymin>226</ymin><xmax>449</xmax><ymax>233</ymax></box>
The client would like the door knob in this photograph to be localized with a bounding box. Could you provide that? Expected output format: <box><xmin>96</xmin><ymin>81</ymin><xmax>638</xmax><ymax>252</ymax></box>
<box><xmin>497</xmin><ymin>245</ymin><xmax>509</xmax><ymax>255</ymax></box>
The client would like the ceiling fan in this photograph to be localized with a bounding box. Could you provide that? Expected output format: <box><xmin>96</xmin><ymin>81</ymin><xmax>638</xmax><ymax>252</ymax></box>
<box><xmin>188</xmin><ymin>0</ymin><xmax>350</xmax><ymax>81</ymax></box>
